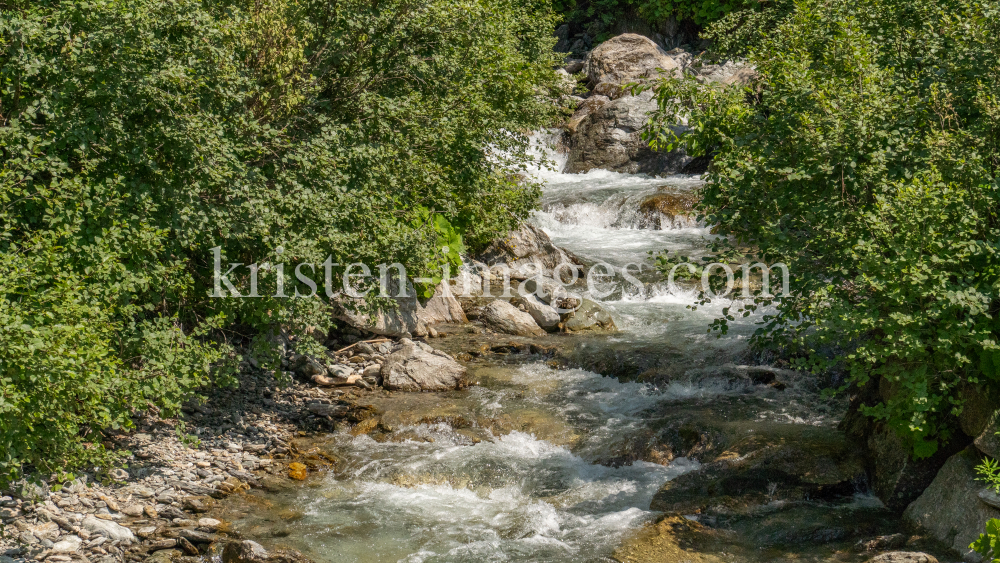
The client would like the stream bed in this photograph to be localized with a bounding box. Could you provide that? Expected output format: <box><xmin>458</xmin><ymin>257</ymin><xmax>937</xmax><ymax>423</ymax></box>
<box><xmin>212</xmin><ymin>152</ymin><xmax>943</xmax><ymax>563</ymax></box>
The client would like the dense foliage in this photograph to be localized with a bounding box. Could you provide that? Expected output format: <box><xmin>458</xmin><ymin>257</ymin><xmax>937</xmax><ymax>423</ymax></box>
<box><xmin>556</xmin><ymin>0</ymin><xmax>751</xmax><ymax>29</ymax></box>
<box><xmin>973</xmin><ymin>518</ymin><xmax>1000</xmax><ymax>563</ymax></box>
<box><xmin>646</xmin><ymin>0</ymin><xmax>1000</xmax><ymax>457</ymax></box>
<box><xmin>0</xmin><ymin>0</ymin><xmax>560</xmax><ymax>482</ymax></box>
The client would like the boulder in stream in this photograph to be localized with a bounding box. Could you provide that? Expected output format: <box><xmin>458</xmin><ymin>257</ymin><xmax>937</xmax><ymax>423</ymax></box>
<box><xmin>475</xmin><ymin>223</ymin><xmax>583</xmax><ymax>281</ymax></box>
<box><xmin>562</xmin><ymin>299</ymin><xmax>616</xmax><ymax>332</ymax></box>
<box><xmin>563</xmin><ymin>88</ymin><xmax>692</xmax><ymax>175</ymax></box>
<box><xmin>511</xmin><ymin>293</ymin><xmax>561</xmax><ymax>332</ymax></box>
<box><xmin>586</xmin><ymin>33</ymin><xmax>681</xmax><ymax>98</ymax></box>
<box><xmin>650</xmin><ymin>426</ymin><xmax>865</xmax><ymax>514</ymax></box>
<box><xmin>480</xmin><ymin>299</ymin><xmax>546</xmax><ymax>336</ymax></box>
<box><xmin>903</xmin><ymin>447</ymin><xmax>1000</xmax><ymax>560</ymax></box>
<box><xmin>381</xmin><ymin>338</ymin><xmax>467</xmax><ymax>391</ymax></box>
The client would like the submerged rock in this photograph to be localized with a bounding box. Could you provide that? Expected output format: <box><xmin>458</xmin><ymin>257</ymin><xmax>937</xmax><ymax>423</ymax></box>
<box><xmin>480</xmin><ymin>299</ymin><xmax>546</xmax><ymax>336</ymax></box>
<box><xmin>562</xmin><ymin>299</ymin><xmax>616</xmax><ymax>332</ymax></box>
<box><xmin>637</xmin><ymin>190</ymin><xmax>699</xmax><ymax>229</ymax></box>
<box><xmin>381</xmin><ymin>338</ymin><xmax>467</xmax><ymax>391</ymax></box>
<box><xmin>903</xmin><ymin>447</ymin><xmax>1000</xmax><ymax>560</ymax></box>
<box><xmin>866</xmin><ymin>552</ymin><xmax>939</xmax><ymax>563</ymax></box>
<box><xmin>651</xmin><ymin>427</ymin><xmax>865</xmax><ymax>514</ymax></box>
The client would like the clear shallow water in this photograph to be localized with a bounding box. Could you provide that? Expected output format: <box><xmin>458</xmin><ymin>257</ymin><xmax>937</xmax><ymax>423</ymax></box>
<box><xmin>222</xmin><ymin>141</ymin><xmax>902</xmax><ymax>563</ymax></box>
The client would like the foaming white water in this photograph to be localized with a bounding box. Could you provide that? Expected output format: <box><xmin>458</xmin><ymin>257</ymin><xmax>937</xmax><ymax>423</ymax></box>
<box><xmin>278</xmin><ymin>364</ymin><xmax>700</xmax><ymax>562</ymax></box>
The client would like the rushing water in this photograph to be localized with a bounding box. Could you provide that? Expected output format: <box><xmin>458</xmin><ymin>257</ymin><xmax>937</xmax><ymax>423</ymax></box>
<box><xmin>220</xmin><ymin>141</ymin><xmax>911</xmax><ymax>563</ymax></box>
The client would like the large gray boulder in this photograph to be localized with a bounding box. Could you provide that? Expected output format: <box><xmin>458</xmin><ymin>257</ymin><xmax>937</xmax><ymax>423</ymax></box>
<box><xmin>480</xmin><ymin>299</ymin><xmax>545</xmax><ymax>336</ymax></box>
<box><xmin>586</xmin><ymin>33</ymin><xmax>681</xmax><ymax>98</ymax></box>
<box><xmin>381</xmin><ymin>338</ymin><xmax>466</xmax><ymax>391</ymax></box>
<box><xmin>475</xmin><ymin>223</ymin><xmax>582</xmax><ymax>281</ymax></box>
<box><xmin>903</xmin><ymin>447</ymin><xmax>1000</xmax><ymax>560</ymax></box>
<box><xmin>512</xmin><ymin>293</ymin><xmax>561</xmax><ymax>332</ymax></box>
<box><xmin>563</xmin><ymin>89</ymin><xmax>691</xmax><ymax>175</ymax></box>
<box><xmin>417</xmin><ymin>282</ymin><xmax>468</xmax><ymax>326</ymax></box>
<box><xmin>335</xmin><ymin>278</ymin><xmax>428</xmax><ymax>338</ymax></box>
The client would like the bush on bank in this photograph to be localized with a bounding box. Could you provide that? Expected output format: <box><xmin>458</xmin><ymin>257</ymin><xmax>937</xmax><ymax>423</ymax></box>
<box><xmin>646</xmin><ymin>0</ymin><xmax>1000</xmax><ymax>457</ymax></box>
<box><xmin>0</xmin><ymin>0</ymin><xmax>561</xmax><ymax>483</ymax></box>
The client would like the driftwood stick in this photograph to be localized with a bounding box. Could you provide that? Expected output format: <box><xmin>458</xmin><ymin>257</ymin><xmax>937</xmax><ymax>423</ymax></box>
<box><xmin>335</xmin><ymin>338</ymin><xmax>391</xmax><ymax>354</ymax></box>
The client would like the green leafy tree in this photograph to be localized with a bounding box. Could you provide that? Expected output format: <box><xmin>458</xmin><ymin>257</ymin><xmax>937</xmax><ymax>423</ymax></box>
<box><xmin>0</xmin><ymin>0</ymin><xmax>560</xmax><ymax>482</ymax></box>
<box><xmin>644</xmin><ymin>0</ymin><xmax>1000</xmax><ymax>457</ymax></box>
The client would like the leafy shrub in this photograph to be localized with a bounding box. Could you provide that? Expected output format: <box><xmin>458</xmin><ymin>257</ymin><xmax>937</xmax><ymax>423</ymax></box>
<box><xmin>0</xmin><ymin>0</ymin><xmax>559</xmax><ymax>482</ymax></box>
<box><xmin>555</xmin><ymin>0</ymin><xmax>772</xmax><ymax>39</ymax></box>
<box><xmin>972</xmin><ymin>519</ymin><xmax>1000</xmax><ymax>563</ymax></box>
<box><xmin>644</xmin><ymin>0</ymin><xmax>1000</xmax><ymax>457</ymax></box>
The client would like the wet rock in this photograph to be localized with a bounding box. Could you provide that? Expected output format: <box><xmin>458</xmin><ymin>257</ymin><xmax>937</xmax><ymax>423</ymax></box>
<box><xmin>511</xmin><ymin>294</ymin><xmax>561</xmax><ymax>332</ymax></box>
<box><xmin>223</xmin><ymin>540</ymin><xmax>269</xmax><ymax>563</ymax></box>
<box><xmin>866</xmin><ymin>552</ymin><xmax>938</xmax><ymax>563</ymax></box>
<box><xmin>288</xmin><ymin>463</ymin><xmax>308</xmax><ymax>481</ymax></box>
<box><xmin>855</xmin><ymin>533</ymin><xmax>907</xmax><ymax>552</ymax></box>
<box><xmin>148</xmin><ymin>538</ymin><xmax>178</xmax><ymax>551</ymax></box>
<box><xmin>612</xmin><ymin>515</ymin><xmax>725</xmax><ymax>563</ymax></box>
<box><xmin>479</xmin><ymin>299</ymin><xmax>545</xmax><ymax>336</ymax></box>
<box><xmin>586</xmin><ymin>34</ymin><xmax>681</xmax><ymax>98</ymax></box>
<box><xmin>903</xmin><ymin>447</ymin><xmax>1000</xmax><ymax>560</ymax></box>
<box><xmin>637</xmin><ymin>190</ymin><xmax>699</xmax><ymax>229</ymax></box>
<box><xmin>562</xmin><ymin>299</ymin><xmax>616</xmax><ymax>332</ymax></box>
<box><xmin>178</xmin><ymin>536</ymin><xmax>200</xmax><ymax>555</ymax></box>
<box><xmin>839</xmin><ymin>378</ymin><xmax>970</xmax><ymax>512</ymax></box>
<box><xmin>651</xmin><ymin>428</ymin><xmax>864</xmax><ymax>514</ymax></box>
<box><xmin>146</xmin><ymin>549</ymin><xmax>181</xmax><ymax>563</ymax></box>
<box><xmin>81</xmin><ymin>515</ymin><xmax>134</xmax><ymax>543</ymax></box>
<box><xmin>563</xmin><ymin>89</ymin><xmax>691</xmax><ymax>175</ymax></box>
<box><xmin>381</xmin><ymin>338</ymin><xmax>467</xmax><ymax>391</ymax></box>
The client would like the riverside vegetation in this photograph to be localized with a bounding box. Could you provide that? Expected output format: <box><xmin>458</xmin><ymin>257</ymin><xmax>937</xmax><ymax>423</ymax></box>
<box><xmin>0</xmin><ymin>0</ymin><xmax>562</xmax><ymax>483</ymax></box>
<box><xmin>3</xmin><ymin>0</ymin><xmax>1000</xmax><ymax>560</ymax></box>
<box><xmin>643</xmin><ymin>0</ymin><xmax>1000</xmax><ymax>552</ymax></box>
<box><xmin>645</xmin><ymin>0</ymin><xmax>1000</xmax><ymax>461</ymax></box>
